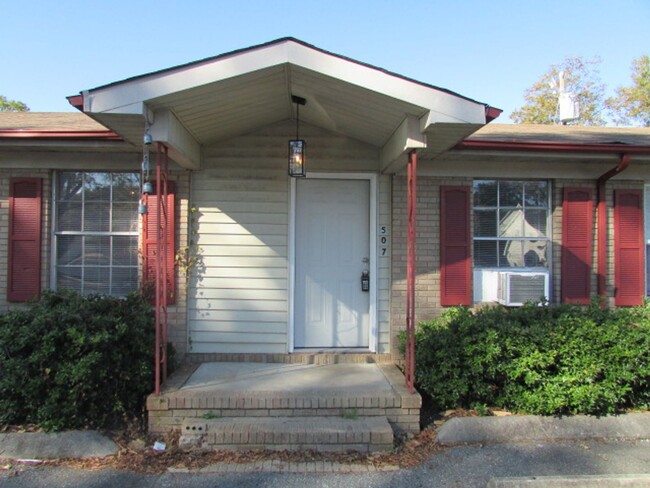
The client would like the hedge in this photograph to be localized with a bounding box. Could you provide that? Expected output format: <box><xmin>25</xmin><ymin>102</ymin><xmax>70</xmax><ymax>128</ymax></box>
<box><xmin>0</xmin><ymin>290</ymin><xmax>166</xmax><ymax>431</ymax></box>
<box><xmin>411</xmin><ymin>302</ymin><xmax>650</xmax><ymax>415</ymax></box>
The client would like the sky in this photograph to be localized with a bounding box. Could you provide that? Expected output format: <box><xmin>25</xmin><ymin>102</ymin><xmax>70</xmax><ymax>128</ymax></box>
<box><xmin>2</xmin><ymin>0</ymin><xmax>649</xmax><ymax>123</ymax></box>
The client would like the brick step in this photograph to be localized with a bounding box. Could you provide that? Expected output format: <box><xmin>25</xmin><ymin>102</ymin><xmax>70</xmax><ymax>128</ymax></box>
<box><xmin>147</xmin><ymin>362</ymin><xmax>422</xmax><ymax>439</ymax></box>
<box><xmin>148</xmin><ymin>392</ymin><xmax>420</xmax><ymax>436</ymax></box>
<box><xmin>156</xmin><ymin>391</ymin><xmax>405</xmax><ymax>412</ymax></box>
<box><xmin>179</xmin><ymin>416</ymin><xmax>394</xmax><ymax>453</ymax></box>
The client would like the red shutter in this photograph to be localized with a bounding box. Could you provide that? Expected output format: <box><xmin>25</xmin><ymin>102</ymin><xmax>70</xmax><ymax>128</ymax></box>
<box><xmin>614</xmin><ymin>189</ymin><xmax>644</xmax><ymax>306</ymax></box>
<box><xmin>8</xmin><ymin>178</ymin><xmax>42</xmax><ymax>302</ymax></box>
<box><xmin>440</xmin><ymin>186</ymin><xmax>472</xmax><ymax>306</ymax></box>
<box><xmin>561</xmin><ymin>188</ymin><xmax>593</xmax><ymax>304</ymax></box>
<box><xmin>142</xmin><ymin>181</ymin><xmax>176</xmax><ymax>305</ymax></box>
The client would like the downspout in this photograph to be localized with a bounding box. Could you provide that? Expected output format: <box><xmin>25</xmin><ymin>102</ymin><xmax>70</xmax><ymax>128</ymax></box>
<box><xmin>596</xmin><ymin>153</ymin><xmax>631</xmax><ymax>302</ymax></box>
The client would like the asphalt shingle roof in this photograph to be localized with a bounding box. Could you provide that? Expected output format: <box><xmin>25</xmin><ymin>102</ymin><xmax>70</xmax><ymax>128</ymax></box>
<box><xmin>469</xmin><ymin>123</ymin><xmax>650</xmax><ymax>147</ymax></box>
<box><xmin>0</xmin><ymin>112</ymin><xmax>108</xmax><ymax>132</ymax></box>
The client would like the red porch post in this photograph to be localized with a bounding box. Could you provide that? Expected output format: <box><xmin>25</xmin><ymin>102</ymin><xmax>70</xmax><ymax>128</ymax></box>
<box><xmin>405</xmin><ymin>149</ymin><xmax>417</xmax><ymax>394</ymax></box>
<box><xmin>154</xmin><ymin>143</ymin><xmax>170</xmax><ymax>395</ymax></box>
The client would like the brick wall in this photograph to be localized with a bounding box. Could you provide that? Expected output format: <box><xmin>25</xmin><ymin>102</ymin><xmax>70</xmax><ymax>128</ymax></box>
<box><xmin>390</xmin><ymin>175</ymin><xmax>471</xmax><ymax>356</ymax></box>
<box><xmin>391</xmin><ymin>174</ymin><xmax>645</xmax><ymax>356</ymax></box>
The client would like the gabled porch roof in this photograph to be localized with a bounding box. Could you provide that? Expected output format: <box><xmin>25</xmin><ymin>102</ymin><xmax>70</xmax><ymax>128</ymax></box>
<box><xmin>68</xmin><ymin>37</ymin><xmax>499</xmax><ymax>171</ymax></box>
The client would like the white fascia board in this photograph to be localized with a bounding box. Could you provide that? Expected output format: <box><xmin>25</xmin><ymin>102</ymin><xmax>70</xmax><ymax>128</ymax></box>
<box><xmin>85</xmin><ymin>40</ymin><xmax>487</xmax><ymax>125</ymax></box>
<box><xmin>380</xmin><ymin>115</ymin><xmax>427</xmax><ymax>173</ymax></box>
<box><xmin>285</xmin><ymin>43</ymin><xmax>487</xmax><ymax>125</ymax></box>
<box><xmin>86</xmin><ymin>44</ymin><xmax>292</xmax><ymax>114</ymax></box>
<box><xmin>150</xmin><ymin>109</ymin><xmax>201</xmax><ymax>170</ymax></box>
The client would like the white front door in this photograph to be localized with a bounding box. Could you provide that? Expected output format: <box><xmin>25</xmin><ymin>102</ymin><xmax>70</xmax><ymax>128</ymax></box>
<box><xmin>295</xmin><ymin>178</ymin><xmax>370</xmax><ymax>348</ymax></box>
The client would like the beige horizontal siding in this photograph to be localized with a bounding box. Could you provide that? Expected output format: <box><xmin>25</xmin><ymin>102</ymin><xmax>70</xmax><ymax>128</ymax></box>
<box><xmin>188</xmin><ymin>309</ymin><xmax>287</xmax><ymax>322</ymax></box>
<box><xmin>191</xmin><ymin>298</ymin><xmax>287</xmax><ymax>311</ymax></box>
<box><xmin>190</xmin><ymin>342</ymin><xmax>287</xmax><ymax>354</ymax></box>
<box><xmin>188</xmin><ymin>120</ymin><xmax>389</xmax><ymax>354</ymax></box>
<box><xmin>189</xmin><ymin>122</ymin><xmax>288</xmax><ymax>354</ymax></box>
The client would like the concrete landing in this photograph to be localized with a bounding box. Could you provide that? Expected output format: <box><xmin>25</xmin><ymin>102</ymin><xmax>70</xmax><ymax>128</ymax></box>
<box><xmin>182</xmin><ymin>362</ymin><xmax>395</xmax><ymax>394</ymax></box>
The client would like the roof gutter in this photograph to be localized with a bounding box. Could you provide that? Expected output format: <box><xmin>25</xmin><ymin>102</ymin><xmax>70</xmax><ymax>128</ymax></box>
<box><xmin>457</xmin><ymin>140</ymin><xmax>650</xmax><ymax>154</ymax></box>
<box><xmin>67</xmin><ymin>95</ymin><xmax>84</xmax><ymax>111</ymax></box>
<box><xmin>597</xmin><ymin>153</ymin><xmax>632</xmax><ymax>302</ymax></box>
<box><xmin>0</xmin><ymin>130</ymin><xmax>123</xmax><ymax>141</ymax></box>
<box><xmin>484</xmin><ymin>106</ymin><xmax>503</xmax><ymax>123</ymax></box>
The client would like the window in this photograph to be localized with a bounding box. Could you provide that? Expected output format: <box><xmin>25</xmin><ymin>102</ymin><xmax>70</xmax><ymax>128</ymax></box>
<box><xmin>473</xmin><ymin>180</ymin><xmax>550</xmax><ymax>269</ymax></box>
<box><xmin>54</xmin><ymin>172</ymin><xmax>140</xmax><ymax>296</ymax></box>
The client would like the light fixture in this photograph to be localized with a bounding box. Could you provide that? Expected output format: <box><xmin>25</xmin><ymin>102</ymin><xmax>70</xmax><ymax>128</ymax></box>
<box><xmin>288</xmin><ymin>95</ymin><xmax>306</xmax><ymax>177</ymax></box>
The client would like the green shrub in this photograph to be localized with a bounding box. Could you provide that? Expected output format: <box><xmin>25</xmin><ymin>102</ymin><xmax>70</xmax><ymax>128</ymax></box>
<box><xmin>411</xmin><ymin>302</ymin><xmax>650</xmax><ymax>416</ymax></box>
<box><xmin>0</xmin><ymin>290</ymin><xmax>168</xmax><ymax>431</ymax></box>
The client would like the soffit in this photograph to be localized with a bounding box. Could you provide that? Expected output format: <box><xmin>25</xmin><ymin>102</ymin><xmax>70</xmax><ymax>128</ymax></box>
<box><xmin>143</xmin><ymin>63</ymin><xmax>428</xmax><ymax>147</ymax></box>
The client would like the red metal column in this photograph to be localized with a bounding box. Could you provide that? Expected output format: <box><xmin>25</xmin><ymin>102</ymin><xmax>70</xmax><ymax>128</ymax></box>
<box><xmin>154</xmin><ymin>143</ymin><xmax>169</xmax><ymax>395</ymax></box>
<box><xmin>405</xmin><ymin>150</ymin><xmax>417</xmax><ymax>394</ymax></box>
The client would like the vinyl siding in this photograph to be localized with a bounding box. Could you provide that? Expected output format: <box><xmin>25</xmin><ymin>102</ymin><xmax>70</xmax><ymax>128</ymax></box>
<box><xmin>189</xmin><ymin>172</ymin><xmax>288</xmax><ymax>354</ymax></box>
<box><xmin>188</xmin><ymin>120</ymin><xmax>391</xmax><ymax>354</ymax></box>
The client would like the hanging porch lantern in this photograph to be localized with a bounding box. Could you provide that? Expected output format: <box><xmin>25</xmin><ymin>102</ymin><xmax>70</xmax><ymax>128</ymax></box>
<box><xmin>288</xmin><ymin>95</ymin><xmax>306</xmax><ymax>177</ymax></box>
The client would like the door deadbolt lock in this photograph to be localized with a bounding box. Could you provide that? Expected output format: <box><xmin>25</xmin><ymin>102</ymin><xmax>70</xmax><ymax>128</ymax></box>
<box><xmin>361</xmin><ymin>270</ymin><xmax>370</xmax><ymax>292</ymax></box>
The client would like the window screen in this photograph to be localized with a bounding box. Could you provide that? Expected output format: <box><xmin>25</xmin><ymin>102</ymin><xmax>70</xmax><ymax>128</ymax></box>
<box><xmin>473</xmin><ymin>180</ymin><xmax>550</xmax><ymax>269</ymax></box>
<box><xmin>55</xmin><ymin>172</ymin><xmax>140</xmax><ymax>296</ymax></box>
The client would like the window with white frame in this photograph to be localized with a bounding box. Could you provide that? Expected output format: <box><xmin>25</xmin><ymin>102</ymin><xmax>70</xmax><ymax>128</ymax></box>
<box><xmin>54</xmin><ymin>172</ymin><xmax>140</xmax><ymax>296</ymax></box>
<box><xmin>473</xmin><ymin>180</ymin><xmax>550</xmax><ymax>269</ymax></box>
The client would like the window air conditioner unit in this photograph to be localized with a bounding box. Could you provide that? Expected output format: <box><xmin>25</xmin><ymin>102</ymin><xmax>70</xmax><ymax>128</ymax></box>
<box><xmin>497</xmin><ymin>272</ymin><xmax>549</xmax><ymax>306</ymax></box>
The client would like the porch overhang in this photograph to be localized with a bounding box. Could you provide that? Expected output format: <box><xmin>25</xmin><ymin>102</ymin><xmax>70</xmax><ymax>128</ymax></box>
<box><xmin>69</xmin><ymin>38</ymin><xmax>497</xmax><ymax>171</ymax></box>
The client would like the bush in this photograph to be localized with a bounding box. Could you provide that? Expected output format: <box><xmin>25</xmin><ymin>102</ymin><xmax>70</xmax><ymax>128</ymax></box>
<box><xmin>0</xmin><ymin>290</ymin><xmax>166</xmax><ymax>431</ymax></box>
<box><xmin>411</xmin><ymin>302</ymin><xmax>650</xmax><ymax>416</ymax></box>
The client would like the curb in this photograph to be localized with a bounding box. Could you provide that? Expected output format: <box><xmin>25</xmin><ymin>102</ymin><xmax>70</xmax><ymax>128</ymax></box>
<box><xmin>487</xmin><ymin>474</ymin><xmax>650</xmax><ymax>487</ymax></box>
<box><xmin>0</xmin><ymin>431</ymin><xmax>117</xmax><ymax>460</ymax></box>
<box><xmin>436</xmin><ymin>413</ymin><xmax>650</xmax><ymax>445</ymax></box>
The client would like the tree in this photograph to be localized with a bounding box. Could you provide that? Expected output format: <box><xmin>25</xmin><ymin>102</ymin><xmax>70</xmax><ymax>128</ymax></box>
<box><xmin>606</xmin><ymin>55</ymin><xmax>650</xmax><ymax>127</ymax></box>
<box><xmin>510</xmin><ymin>56</ymin><xmax>606</xmax><ymax>125</ymax></box>
<box><xmin>0</xmin><ymin>95</ymin><xmax>29</xmax><ymax>112</ymax></box>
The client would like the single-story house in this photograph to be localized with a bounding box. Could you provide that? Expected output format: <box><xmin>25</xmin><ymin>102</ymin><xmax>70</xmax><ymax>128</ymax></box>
<box><xmin>1</xmin><ymin>38</ymin><xmax>649</xmax><ymax>447</ymax></box>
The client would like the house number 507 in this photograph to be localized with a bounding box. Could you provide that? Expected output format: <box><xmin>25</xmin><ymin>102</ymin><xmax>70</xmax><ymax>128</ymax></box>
<box><xmin>379</xmin><ymin>225</ymin><xmax>390</xmax><ymax>256</ymax></box>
